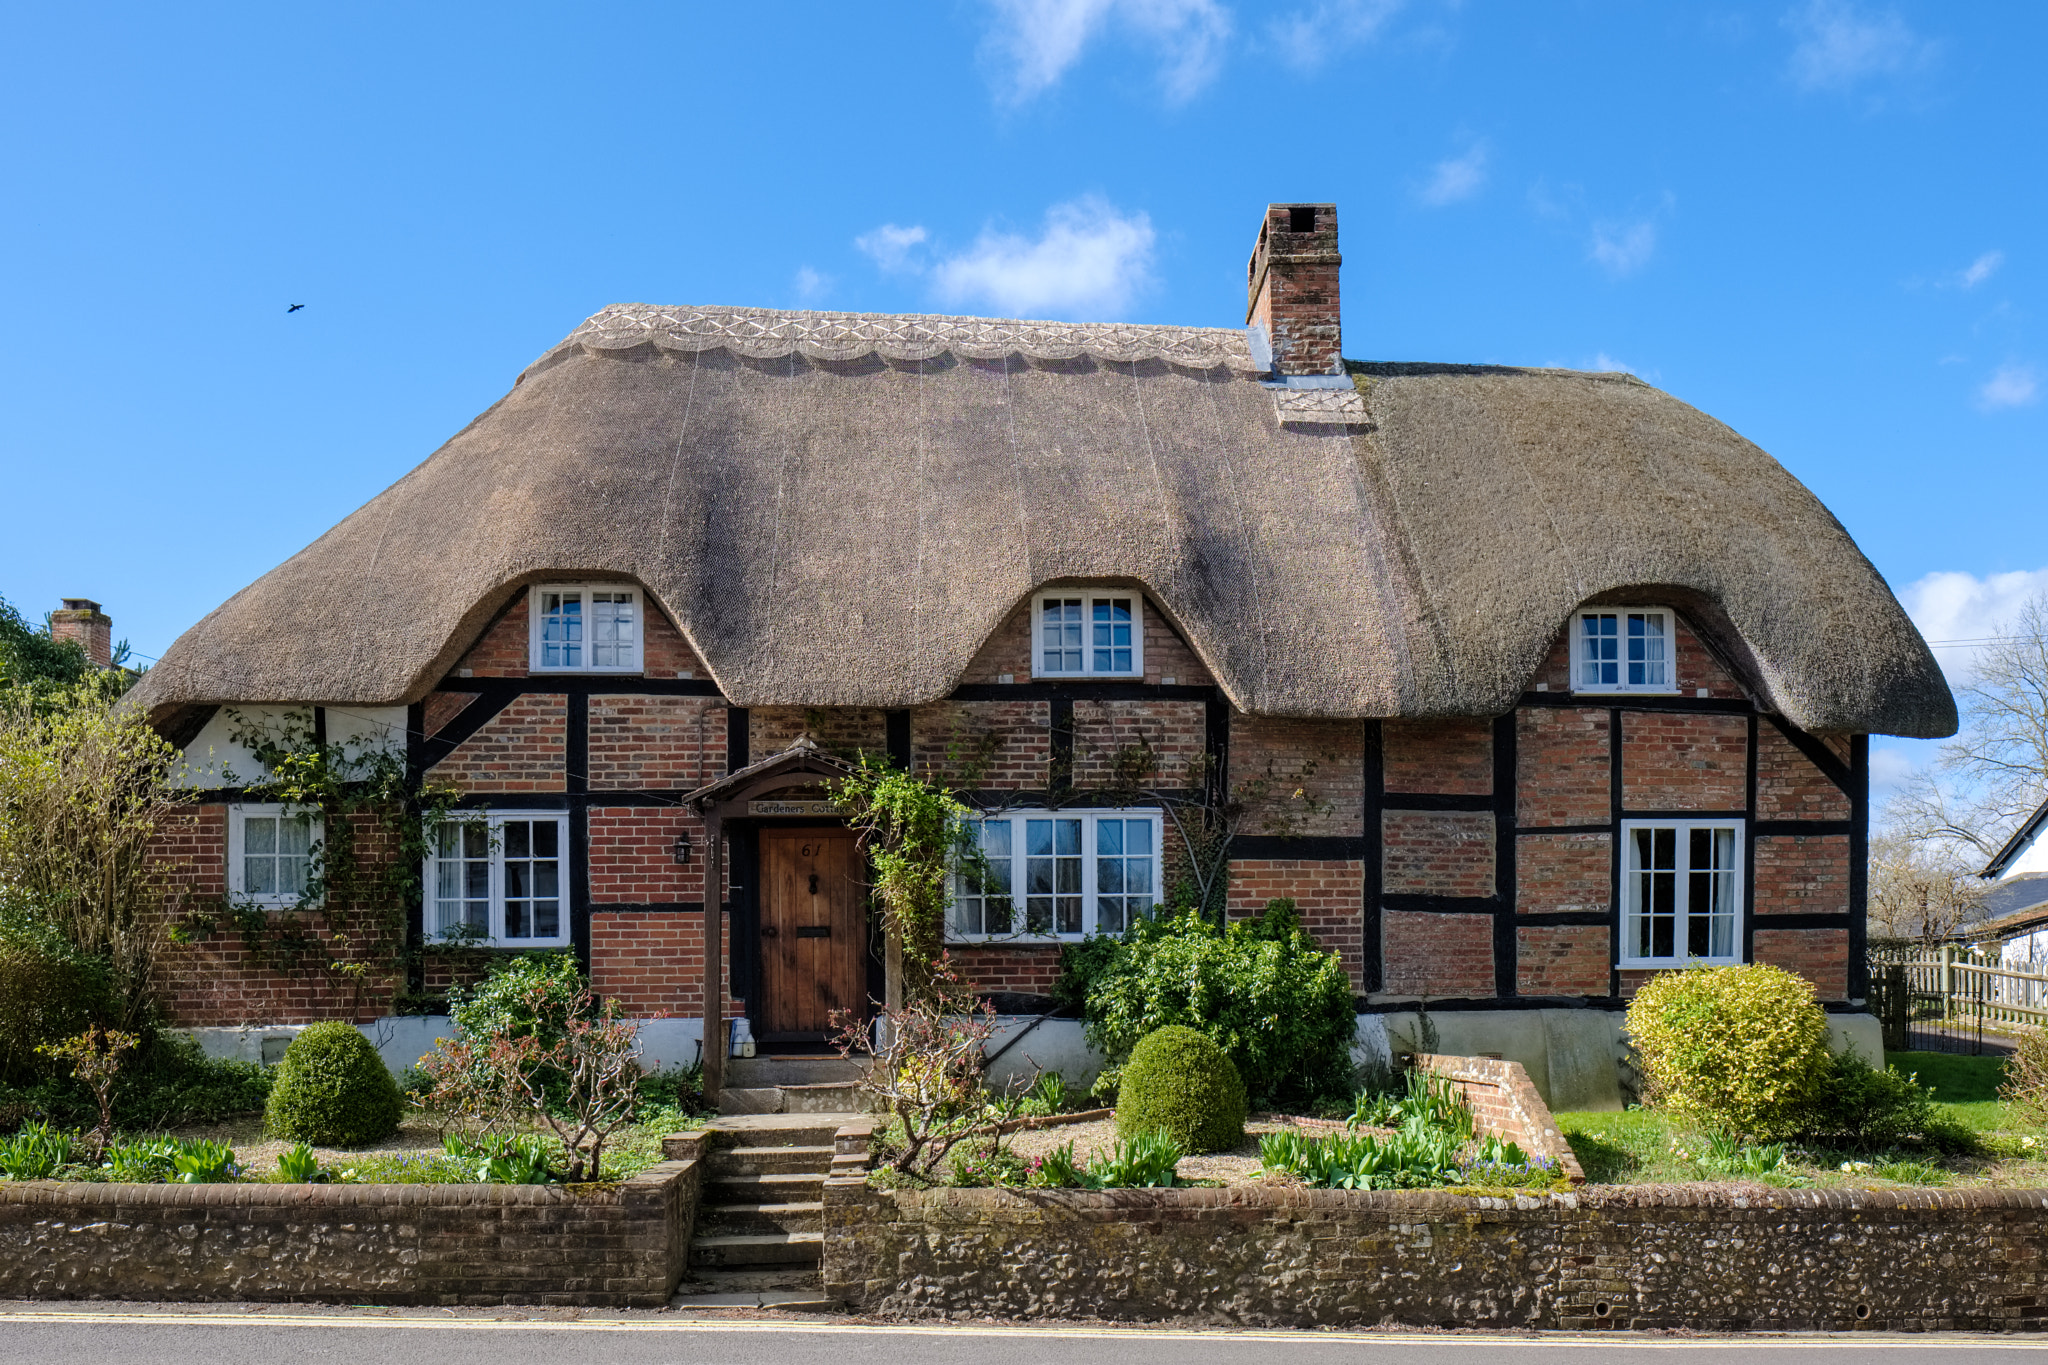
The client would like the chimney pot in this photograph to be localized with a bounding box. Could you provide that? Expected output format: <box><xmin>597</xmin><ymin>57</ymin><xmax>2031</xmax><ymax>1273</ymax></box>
<box><xmin>50</xmin><ymin>599</ymin><xmax>113</xmax><ymax>668</ymax></box>
<box><xmin>1245</xmin><ymin>202</ymin><xmax>1342</xmax><ymax>377</ymax></box>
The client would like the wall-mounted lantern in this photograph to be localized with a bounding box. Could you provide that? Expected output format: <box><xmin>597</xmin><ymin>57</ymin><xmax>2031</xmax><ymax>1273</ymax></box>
<box><xmin>672</xmin><ymin>830</ymin><xmax>693</xmax><ymax>866</ymax></box>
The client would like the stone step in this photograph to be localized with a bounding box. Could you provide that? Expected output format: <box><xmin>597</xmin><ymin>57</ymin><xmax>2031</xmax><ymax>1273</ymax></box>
<box><xmin>707</xmin><ymin>1144</ymin><xmax>837</xmax><ymax>1176</ymax></box>
<box><xmin>707</xmin><ymin>1114</ymin><xmax>859</xmax><ymax>1145</ymax></box>
<box><xmin>670</xmin><ymin>1267</ymin><xmax>828</xmax><ymax>1312</ymax></box>
<box><xmin>690</xmin><ymin>1231</ymin><xmax>823</xmax><ymax>1269</ymax></box>
<box><xmin>726</xmin><ymin>1055</ymin><xmax>866</xmax><ymax>1087</ymax></box>
<box><xmin>706</xmin><ymin>1171</ymin><xmax>825</xmax><ymax>1203</ymax></box>
<box><xmin>698</xmin><ymin>1200</ymin><xmax>824</xmax><ymax>1236</ymax></box>
<box><xmin>717</xmin><ymin>1082</ymin><xmax>866</xmax><ymax>1115</ymax></box>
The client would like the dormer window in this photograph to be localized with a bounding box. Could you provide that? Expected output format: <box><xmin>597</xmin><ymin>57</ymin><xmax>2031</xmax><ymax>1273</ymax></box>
<box><xmin>529</xmin><ymin>584</ymin><xmax>642</xmax><ymax>673</ymax></box>
<box><xmin>1032</xmin><ymin>591</ymin><xmax>1143</xmax><ymax>678</ymax></box>
<box><xmin>1572</xmin><ymin>608</ymin><xmax>1676</xmax><ymax>694</ymax></box>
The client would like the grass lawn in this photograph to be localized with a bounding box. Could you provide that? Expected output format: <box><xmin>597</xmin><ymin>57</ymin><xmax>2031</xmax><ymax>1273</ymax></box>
<box><xmin>1553</xmin><ymin>1051</ymin><xmax>2048</xmax><ymax>1189</ymax></box>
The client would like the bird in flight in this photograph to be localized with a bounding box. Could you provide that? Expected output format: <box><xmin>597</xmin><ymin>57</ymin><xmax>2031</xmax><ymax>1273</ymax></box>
<box><xmin>287</xmin><ymin>303</ymin><xmax>304</xmax><ymax>313</ymax></box>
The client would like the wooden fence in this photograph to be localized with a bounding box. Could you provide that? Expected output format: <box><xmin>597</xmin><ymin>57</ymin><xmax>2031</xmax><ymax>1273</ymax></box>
<box><xmin>1869</xmin><ymin>945</ymin><xmax>2048</xmax><ymax>1053</ymax></box>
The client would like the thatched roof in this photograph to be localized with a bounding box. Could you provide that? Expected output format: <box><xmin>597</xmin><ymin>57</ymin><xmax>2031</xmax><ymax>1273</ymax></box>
<box><xmin>129</xmin><ymin>304</ymin><xmax>1956</xmax><ymax>738</ymax></box>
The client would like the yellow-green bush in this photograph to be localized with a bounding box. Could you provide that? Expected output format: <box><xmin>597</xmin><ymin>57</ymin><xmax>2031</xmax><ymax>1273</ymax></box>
<box><xmin>1624</xmin><ymin>963</ymin><xmax>1832</xmax><ymax>1141</ymax></box>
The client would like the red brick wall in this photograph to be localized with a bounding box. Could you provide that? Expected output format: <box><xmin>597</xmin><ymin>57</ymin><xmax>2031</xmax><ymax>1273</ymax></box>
<box><xmin>1516</xmin><ymin>925</ymin><xmax>1611</xmax><ymax>996</ymax></box>
<box><xmin>1384</xmin><ymin>719</ymin><xmax>1491</xmax><ymax>795</ymax></box>
<box><xmin>1228</xmin><ymin>859</ymin><xmax>1366</xmax><ymax>987</ymax></box>
<box><xmin>1517</xmin><ymin>707</ymin><xmax>1610</xmax><ymax>826</ymax></box>
<box><xmin>1383</xmin><ymin>810</ymin><xmax>1495</xmax><ymax>898</ymax></box>
<box><xmin>423</xmin><ymin>691</ymin><xmax>479</xmax><ymax>738</ymax></box>
<box><xmin>1621</xmin><ymin>712</ymin><xmax>1746</xmax><ymax>811</ymax></box>
<box><xmin>1755</xmin><ymin>725</ymin><xmax>1851</xmax><ymax>820</ymax></box>
<box><xmin>751</xmin><ymin>706</ymin><xmax>887</xmax><ymax>759</ymax></box>
<box><xmin>588</xmin><ymin>807</ymin><xmax>713</xmax><ymax>904</ymax></box>
<box><xmin>588</xmin><ymin>695</ymin><xmax>721</xmax><ymax>790</ymax></box>
<box><xmin>1516</xmin><ymin>832</ymin><xmax>1611</xmax><ymax>914</ymax></box>
<box><xmin>641</xmin><ymin>606</ymin><xmax>706</xmax><ymax>678</ymax></box>
<box><xmin>1382</xmin><ymin>912</ymin><xmax>1493</xmax><ymax>997</ymax></box>
<box><xmin>426</xmin><ymin>694</ymin><xmax>565</xmax><ymax>792</ymax></box>
<box><xmin>1072</xmin><ymin>699</ymin><xmax>1206</xmax><ymax>789</ymax></box>
<box><xmin>1754</xmin><ymin>834</ymin><xmax>1851</xmax><ymax>916</ymax></box>
<box><xmin>1230</xmin><ymin>715</ymin><xmax>1364</xmax><ymax>837</ymax></box>
<box><xmin>910</xmin><ymin>700</ymin><xmax>1049</xmax><ymax>786</ymax></box>
<box><xmin>589</xmin><ymin>911</ymin><xmax>744</xmax><ymax>1017</ymax></box>
<box><xmin>949</xmin><ymin>945</ymin><xmax>1061</xmax><ymax>997</ymax></box>
<box><xmin>1753</xmin><ymin>927</ymin><xmax>1849</xmax><ymax>1000</ymax></box>
<box><xmin>451</xmin><ymin>590</ymin><xmax>704</xmax><ymax>680</ymax></box>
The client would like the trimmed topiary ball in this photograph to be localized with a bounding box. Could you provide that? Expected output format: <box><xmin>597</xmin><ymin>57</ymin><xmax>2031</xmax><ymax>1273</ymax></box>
<box><xmin>265</xmin><ymin>1021</ymin><xmax>403</xmax><ymax>1146</ymax></box>
<box><xmin>1114</xmin><ymin>1024</ymin><xmax>1247</xmax><ymax>1153</ymax></box>
<box><xmin>1624</xmin><ymin>963</ymin><xmax>1832</xmax><ymax>1141</ymax></box>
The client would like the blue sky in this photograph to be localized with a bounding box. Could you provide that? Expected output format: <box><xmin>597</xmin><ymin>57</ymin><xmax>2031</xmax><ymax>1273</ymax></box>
<box><xmin>2</xmin><ymin>2</ymin><xmax>2041</xmax><ymax>785</ymax></box>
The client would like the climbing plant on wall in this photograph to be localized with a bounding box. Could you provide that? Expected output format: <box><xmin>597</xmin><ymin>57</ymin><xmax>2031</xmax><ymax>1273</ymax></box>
<box><xmin>831</xmin><ymin>756</ymin><xmax>976</xmax><ymax>998</ymax></box>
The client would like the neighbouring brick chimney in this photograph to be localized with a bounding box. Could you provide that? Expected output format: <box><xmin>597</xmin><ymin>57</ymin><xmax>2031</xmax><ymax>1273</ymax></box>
<box><xmin>1245</xmin><ymin>203</ymin><xmax>1342</xmax><ymax>376</ymax></box>
<box><xmin>50</xmin><ymin>598</ymin><xmax>112</xmax><ymax>668</ymax></box>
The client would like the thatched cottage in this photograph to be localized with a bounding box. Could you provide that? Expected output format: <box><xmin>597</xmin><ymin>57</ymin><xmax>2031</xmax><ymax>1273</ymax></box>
<box><xmin>131</xmin><ymin>203</ymin><xmax>1954</xmax><ymax>1106</ymax></box>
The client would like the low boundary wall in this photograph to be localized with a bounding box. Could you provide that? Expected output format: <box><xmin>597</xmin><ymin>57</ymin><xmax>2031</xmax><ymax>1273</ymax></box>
<box><xmin>1413</xmin><ymin>1052</ymin><xmax>1586</xmax><ymax>1183</ymax></box>
<box><xmin>823</xmin><ymin>1182</ymin><xmax>2048</xmax><ymax>1331</ymax></box>
<box><xmin>0</xmin><ymin>1158</ymin><xmax>699</xmax><ymax>1307</ymax></box>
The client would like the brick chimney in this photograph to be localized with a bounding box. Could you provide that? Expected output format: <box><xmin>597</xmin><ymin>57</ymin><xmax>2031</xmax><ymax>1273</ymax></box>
<box><xmin>50</xmin><ymin>598</ymin><xmax>112</xmax><ymax>668</ymax></box>
<box><xmin>1245</xmin><ymin>203</ymin><xmax>1342</xmax><ymax>376</ymax></box>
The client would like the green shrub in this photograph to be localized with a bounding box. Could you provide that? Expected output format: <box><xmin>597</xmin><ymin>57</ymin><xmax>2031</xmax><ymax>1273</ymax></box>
<box><xmin>0</xmin><ymin>913</ymin><xmax>114</xmax><ymax>1083</ymax></box>
<box><xmin>1082</xmin><ymin>904</ymin><xmax>1357</xmax><ymax>1108</ymax></box>
<box><xmin>1114</xmin><ymin>1025</ymin><xmax>1247</xmax><ymax>1152</ymax></box>
<box><xmin>0</xmin><ymin>1030</ymin><xmax>271</xmax><ymax>1131</ymax></box>
<box><xmin>2002</xmin><ymin>1028</ymin><xmax>2048</xmax><ymax>1125</ymax></box>
<box><xmin>1624</xmin><ymin>964</ymin><xmax>1832</xmax><ymax>1141</ymax></box>
<box><xmin>448</xmin><ymin>953</ymin><xmax>592</xmax><ymax>1104</ymax></box>
<box><xmin>264</xmin><ymin>1022</ymin><xmax>402</xmax><ymax>1146</ymax></box>
<box><xmin>1803</xmin><ymin>1050</ymin><xmax>1965</xmax><ymax>1150</ymax></box>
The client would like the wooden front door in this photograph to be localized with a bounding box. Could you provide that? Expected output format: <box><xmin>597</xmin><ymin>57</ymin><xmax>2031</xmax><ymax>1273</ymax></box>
<box><xmin>757</xmin><ymin>828</ymin><xmax>864</xmax><ymax>1039</ymax></box>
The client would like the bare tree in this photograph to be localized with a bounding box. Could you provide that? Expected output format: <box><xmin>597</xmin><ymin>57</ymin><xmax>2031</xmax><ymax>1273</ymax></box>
<box><xmin>1867</xmin><ymin>831</ymin><xmax>1987</xmax><ymax>942</ymax></box>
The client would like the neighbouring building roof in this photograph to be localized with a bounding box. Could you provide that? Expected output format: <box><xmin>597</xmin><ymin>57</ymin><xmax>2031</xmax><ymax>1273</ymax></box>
<box><xmin>129</xmin><ymin>304</ymin><xmax>1957</xmax><ymax>736</ymax></box>
<box><xmin>1983</xmin><ymin>796</ymin><xmax>2048</xmax><ymax>879</ymax></box>
<box><xmin>1980</xmin><ymin>872</ymin><xmax>2048</xmax><ymax>935</ymax></box>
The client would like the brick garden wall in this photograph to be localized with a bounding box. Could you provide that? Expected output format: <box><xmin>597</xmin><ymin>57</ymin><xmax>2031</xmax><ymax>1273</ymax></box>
<box><xmin>824</xmin><ymin>1181</ymin><xmax>2048</xmax><ymax>1330</ymax></box>
<box><xmin>0</xmin><ymin>1160</ymin><xmax>698</xmax><ymax>1307</ymax></box>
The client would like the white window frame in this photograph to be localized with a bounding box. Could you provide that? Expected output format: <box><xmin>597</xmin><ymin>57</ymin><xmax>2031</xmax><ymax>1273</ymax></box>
<box><xmin>1029</xmin><ymin>591</ymin><xmax>1145</xmax><ymax>679</ymax></box>
<box><xmin>1571</xmin><ymin>607</ymin><xmax>1679</xmax><ymax>694</ymax></box>
<box><xmin>1618</xmin><ymin>818</ymin><xmax>1745</xmax><ymax>969</ymax></box>
<box><xmin>423</xmin><ymin>811</ymin><xmax>573</xmax><ymax>948</ymax></box>
<box><xmin>226</xmin><ymin>803</ymin><xmax>324</xmax><ymax>909</ymax></box>
<box><xmin>528</xmin><ymin>584</ymin><xmax>644</xmax><ymax>674</ymax></box>
<box><xmin>949</xmin><ymin>807</ymin><xmax>1164</xmax><ymax>942</ymax></box>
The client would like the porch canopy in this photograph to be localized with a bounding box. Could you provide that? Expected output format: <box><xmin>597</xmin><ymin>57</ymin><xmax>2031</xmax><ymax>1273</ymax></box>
<box><xmin>682</xmin><ymin>736</ymin><xmax>858</xmax><ymax>1096</ymax></box>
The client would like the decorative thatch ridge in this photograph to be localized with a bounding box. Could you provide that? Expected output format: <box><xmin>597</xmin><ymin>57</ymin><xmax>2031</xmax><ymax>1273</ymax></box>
<box><xmin>531</xmin><ymin>303</ymin><xmax>1265</xmax><ymax>374</ymax></box>
<box><xmin>127</xmin><ymin>304</ymin><xmax>1956</xmax><ymax>738</ymax></box>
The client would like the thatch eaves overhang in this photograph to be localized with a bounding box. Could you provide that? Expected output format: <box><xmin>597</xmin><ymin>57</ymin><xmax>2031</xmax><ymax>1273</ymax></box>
<box><xmin>128</xmin><ymin>304</ymin><xmax>1957</xmax><ymax>739</ymax></box>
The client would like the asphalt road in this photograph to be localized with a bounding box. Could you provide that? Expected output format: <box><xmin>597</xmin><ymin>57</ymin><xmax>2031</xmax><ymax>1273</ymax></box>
<box><xmin>3</xmin><ymin>1309</ymin><xmax>2048</xmax><ymax>1365</ymax></box>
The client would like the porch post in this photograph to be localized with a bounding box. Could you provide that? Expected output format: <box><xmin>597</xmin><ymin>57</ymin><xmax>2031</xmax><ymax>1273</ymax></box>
<box><xmin>703</xmin><ymin>808</ymin><xmax>725</xmax><ymax>1100</ymax></box>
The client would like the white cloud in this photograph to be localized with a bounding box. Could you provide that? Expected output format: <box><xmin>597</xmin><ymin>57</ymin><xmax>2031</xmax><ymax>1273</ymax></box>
<box><xmin>1418</xmin><ymin>141</ymin><xmax>1488</xmax><ymax>207</ymax></box>
<box><xmin>1268</xmin><ymin>0</ymin><xmax>1404</xmax><ymax>72</ymax></box>
<box><xmin>1785</xmin><ymin>0</ymin><xmax>1938</xmax><ymax>93</ymax></box>
<box><xmin>1868</xmin><ymin>744</ymin><xmax>1922</xmax><ymax>796</ymax></box>
<box><xmin>931</xmin><ymin>197</ymin><xmax>1156</xmax><ymax>320</ymax></box>
<box><xmin>791</xmin><ymin>267</ymin><xmax>830</xmax><ymax>305</ymax></box>
<box><xmin>1960</xmin><ymin>249</ymin><xmax>2005</xmax><ymax>289</ymax></box>
<box><xmin>1589</xmin><ymin>353</ymin><xmax>1634</xmax><ymax>375</ymax></box>
<box><xmin>1978</xmin><ymin>363</ymin><xmax>2041</xmax><ymax>411</ymax></box>
<box><xmin>984</xmin><ymin>0</ymin><xmax>1231</xmax><ymax>104</ymax></box>
<box><xmin>1590</xmin><ymin>219</ymin><xmax>1657</xmax><ymax>277</ymax></box>
<box><xmin>1900</xmin><ymin>566</ymin><xmax>2048</xmax><ymax>681</ymax></box>
<box><xmin>854</xmin><ymin>223</ymin><xmax>929</xmax><ymax>273</ymax></box>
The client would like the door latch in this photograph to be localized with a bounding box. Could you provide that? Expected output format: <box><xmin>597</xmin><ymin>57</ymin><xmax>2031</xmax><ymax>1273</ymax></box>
<box><xmin>808</xmin><ymin>873</ymin><xmax>819</xmax><ymax>895</ymax></box>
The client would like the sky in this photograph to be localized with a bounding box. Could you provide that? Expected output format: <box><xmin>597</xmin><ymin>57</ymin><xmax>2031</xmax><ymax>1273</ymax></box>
<box><xmin>2</xmin><ymin>1</ymin><xmax>2042</xmax><ymax>789</ymax></box>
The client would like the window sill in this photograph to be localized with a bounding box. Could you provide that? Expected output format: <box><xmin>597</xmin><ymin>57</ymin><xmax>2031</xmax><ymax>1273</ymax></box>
<box><xmin>1619</xmin><ymin>958</ymin><xmax>1741</xmax><ymax>971</ymax></box>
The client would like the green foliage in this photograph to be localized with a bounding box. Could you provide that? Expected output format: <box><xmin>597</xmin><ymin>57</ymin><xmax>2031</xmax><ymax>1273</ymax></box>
<box><xmin>1892</xmin><ymin>1050</ymin><xmax>2006</xmax><ymax>1103</ymax></box>
<box><xmin>1114</xmin><ymin>1025</ymin><xmax>1247</xmax><ymax>1153</ymax></box>
<box><xmin>0</xmin><ymin>1030</ymin><xmax>271</xmax><ymax>1131</ymax></box>
<box><xmin>1030</xmin><ymin>1132</ymin><xmax>1184</xmax><ymax>1189</ymax></box>
<box><xmin>1019</xmin><ymin>1070</ymin><xmax>1069</xmax><ymax>1117</ymax></box>
<box><xmin>449</xmin><ymin>952</ymin><xmax>590</xmax><ymax>1047</ymax></box>
<box><xmin>1624</xmin><ymin>963</ymin><xmax>1834</xmax><ymax>1141</ymax></box>
<box><xmin>104</xmin><ymin>1135</ymin><xmax>180</xmax><ymax>1182</ymax></box>
<box><xmin>265</xmin><ymin>1022</ymin><xmax>403</xmax><ymax>1147</ymax></box>
<box><xmin>1351</xmin><ymin>1069</ymin><xmax>1476</xmax><ymax>1139</ymax></box>
<box><xmin>444</xmin><ymin>1131</ymin><xmax>556</xmax><ymax>1184</ymax></box>
<box><xmin>0</xmin><ymin>595</ymin><xmax>94</xmax><ymax>693</ymax></box>
<box><xmin>0</xmin><ymin>911</ymin><xmax>115</xmax><ymax>1083</ymax></box>
<box><xmin>2001</xmin><ymin>1029</ymin><xmax>2048</xmax><ymax>1126</ymax></box>
<box><xmin>170</xmin><ymin>1138</ymin><xmax>240</xmax><ymax>1183</ymax></box>
<box><xmin>1805</xmin><ymin>1051</ymin><xmax>1966</xmax><ymax>1151</ymax></box>
<box><xmin>832</xmin><ymin>757</ymin><xmax>972</xmax><ymax>992</ymax></box>
<box><xmin>275</xmin><ymin>1141</ymin><xmax>323</xmax><ymax>1182</ymax></box>
<box><xmin>1258</xmin><ymin>1121</ymin><xmax>1464</xmax><ymax>1190</ymax></box>
<box><xmin>1051</xmin><ymin>934</ymin><xmax>1125</xmax><ymax>1015</ymax></box>
<box><xmin>1081</xmin><ymin>904</ymin><xmax>1357</xmax><ymax>1108</ymax></box>
<box><xmin>949</xmin><ymin>1145</ymin><xmax>1032</xmax><ymax>1188</ymax></box>
<box><xmin>0</xmin><ymin>1118</ymin><xmax>74</xmax><ymax>1179</ymax></box>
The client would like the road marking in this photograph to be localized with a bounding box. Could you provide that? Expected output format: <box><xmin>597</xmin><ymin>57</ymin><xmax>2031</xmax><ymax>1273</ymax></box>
<box><xmin>0</xmin><ymin>1310</ymin><xmax>2045</xmax><ymax>1348</ymax></box>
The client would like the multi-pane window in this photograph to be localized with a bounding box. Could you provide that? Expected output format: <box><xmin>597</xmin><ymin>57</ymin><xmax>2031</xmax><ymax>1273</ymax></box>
<box><xmin>1032</xmin><ymin>592</ymin><xmax>1143</xmax><ymax>677</ymax></box>
<box><xmin>427</xmin><ymin>813</ymin><xmax>570</xmax><ymax>946</ymax></box>
<box><xmin>530</xmin><ymin>585</ymin><xmax>641</xmax><ymax>672</ymax></box>
<box><xmin>950</xmin><ymin>809</ymin><xmax>1161</xmax><ymax>940</ymax></box>
<box><xmin>228</xmin><ymin>804</ymin><xmax>321</xmax><ymax>908</ymax></box>
<box><xmin>1621</xmin><ymin>820</ymin><xmax>1742</xmax><ymax>967</ymax></box>
<box><xmin>1574</xmin><ymin>609</ymin><xmax>1674</xmax><ymax>693</ymax></box>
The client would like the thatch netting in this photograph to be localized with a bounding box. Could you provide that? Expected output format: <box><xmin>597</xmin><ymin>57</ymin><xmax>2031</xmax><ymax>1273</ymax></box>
<box><xmin>128</xmin><ymin>306</ymin><xmax>1954</xmax><ymax>738</ymax></box>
